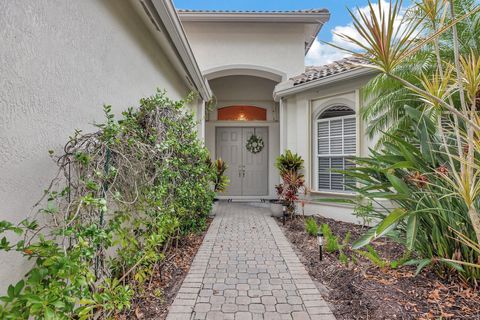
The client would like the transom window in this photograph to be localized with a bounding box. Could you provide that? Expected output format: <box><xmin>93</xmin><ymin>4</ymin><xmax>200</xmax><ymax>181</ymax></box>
<box><xmin>217</xmin><ymin>105</ymin><xmax>267</xmax><ymax>121</ymax></box>
<box><xmin>315</xmin><ymin>105</ymin><xmax>356</xmax><ymax>192</ymax></box>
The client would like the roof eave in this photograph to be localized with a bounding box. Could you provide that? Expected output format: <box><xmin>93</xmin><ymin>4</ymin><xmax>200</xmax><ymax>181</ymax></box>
<box><xmin>133</xmin><ymin>0</ymin><xmax>212</xmax><ymax>101</ymax></box>
<box><xmin>305</xmin><ymin>21</ymin><xmax>325</xmax><ymax>54</ymax></box>
<box><xmin>273</xmin><ymin>67</ymin><xmax>378</xmax><ymax>101</ymax></box>
<box><xmin>177</xmin><ymin>11</ymin><xmax>330</xmax><ymax>24</ymax></box>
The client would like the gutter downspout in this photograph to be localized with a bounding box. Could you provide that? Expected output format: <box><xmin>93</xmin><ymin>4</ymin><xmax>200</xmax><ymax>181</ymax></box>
<box><xmin>279</xmin><ymin>98</ymin><xmax>285</xmax><ymax>155</ymax></box>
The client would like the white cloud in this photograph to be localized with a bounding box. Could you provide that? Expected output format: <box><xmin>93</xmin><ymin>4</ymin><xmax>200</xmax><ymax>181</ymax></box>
<box><xmin>305</xmin><ymin>39</ymin><xmax>349</xmax><ymax>65</ymax></box>
<box><xmin>306</xmin><ymin>0</ymin><xmax>407</xmax><ymax>66</ymax></box>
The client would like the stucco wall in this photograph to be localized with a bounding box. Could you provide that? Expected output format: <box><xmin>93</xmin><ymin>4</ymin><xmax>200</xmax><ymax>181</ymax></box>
<box><xmin>282</xmin><ymin>74</ymin><xmax>376</xmax><ymax>223</ymax></box>
<box><xmin>0</xmin><ymin>0</ymin><xmax>190</xmax><ymax>293</ymax></box>
<box><xmin>181</xmin><ymin>22</ymin><xmax>305</xmax><ymax>78</ymax></box>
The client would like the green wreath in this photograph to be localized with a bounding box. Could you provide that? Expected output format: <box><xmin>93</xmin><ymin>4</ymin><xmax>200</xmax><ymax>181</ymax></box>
<box><xmin>246</xmin><ymin>134</ymin><xmax>264</xmax><ymax>154</ymax></box>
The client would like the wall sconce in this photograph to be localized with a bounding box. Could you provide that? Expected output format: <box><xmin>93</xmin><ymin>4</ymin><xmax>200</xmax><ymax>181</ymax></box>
<box><xmin>317</xmin><ymin>231</ymin><xmax>324</xmax><ymax>261</ymax></box>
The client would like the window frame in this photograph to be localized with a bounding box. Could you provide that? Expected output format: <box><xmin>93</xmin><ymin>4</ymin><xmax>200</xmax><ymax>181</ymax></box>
<box><xmin>314</xmin><ymin>112</ymin><xmax>357</xmax><ymax>193</ymax></box>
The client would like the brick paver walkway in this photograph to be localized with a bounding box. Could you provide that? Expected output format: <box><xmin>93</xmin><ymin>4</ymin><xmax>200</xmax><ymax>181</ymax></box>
<box><xmin>166</xmin><ymin>203</ymin><xmax>335</xmax><ymax>320</ymax></box>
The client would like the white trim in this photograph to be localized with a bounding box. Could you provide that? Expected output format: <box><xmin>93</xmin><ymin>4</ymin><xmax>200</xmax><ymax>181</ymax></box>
<box><xmin>203</xmin><ymin>64</ymin><xmax>287</xmax><ymax>82</ymax></box>
<box><xmin>177</xmin><ymin>11</ymin><xmax>330</xmax><ymax>23</ymax></box>
<box><xmin>309</xmin><ymin>190</ymin><xmax>356</xmax><ymax>197</ymax></box>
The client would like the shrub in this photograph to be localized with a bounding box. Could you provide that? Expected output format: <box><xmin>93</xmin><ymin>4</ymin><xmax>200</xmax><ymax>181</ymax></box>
<box><xmin>356</xmin><ymin>245</ymin><xmax>387</xmax><ymax>269</ymax></box>
<box><xmin>211</xmin><ymin>158</ymin><xmax>229</xmax><ymax>193</ymax></box>
<box><xmin>345</xmin><ymin>111</ymin><xmax>480</xmax><ymax>283</ymax></box>
<box><xmin>275</xmin><ymin>151</ymin><xmax>305</xmax><ymax>217</ymax></box>
<box><xmin>330</xmin><ymin>0</ymin><xmax>480</xmax><ymax>286</ymax></box>
<box><xmin>321</xmin><ymin>224</ymin><xmax>340</xmax><ymax>253</ymax></box>
<box><xmin>275</xmin><ymin>150</ymin><xmax>304</xmax><ymax>175</ymax></box>
<box><xmin>0</xmin><ymin>90</ymin><xmax>216</xmax><ymax>318</ymax></box>
<box><xmin>305</xmin><ymin>217</ymin><xmax>318</xmax><ymax>236</ymax></box>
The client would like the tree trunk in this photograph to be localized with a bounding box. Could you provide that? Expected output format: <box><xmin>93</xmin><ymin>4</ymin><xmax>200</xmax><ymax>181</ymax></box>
<box><xmin>468</xmin><ymin>206</ymin><xmax>480</xmax><ymax>245</ymax></box>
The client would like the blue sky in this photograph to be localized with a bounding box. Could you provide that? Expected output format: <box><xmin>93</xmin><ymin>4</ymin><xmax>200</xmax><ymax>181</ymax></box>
<box><xmin>173</xmin><ymin>0</ymin><xmax>411</xmax><ymax>65</ymax></box>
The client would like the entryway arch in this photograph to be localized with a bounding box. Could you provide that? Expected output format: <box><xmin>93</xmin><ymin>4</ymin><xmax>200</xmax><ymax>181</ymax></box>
<box><xmin>204</xmin><ymin>69</ymin><xmax>281</xmax><ymax>199</ymax></box>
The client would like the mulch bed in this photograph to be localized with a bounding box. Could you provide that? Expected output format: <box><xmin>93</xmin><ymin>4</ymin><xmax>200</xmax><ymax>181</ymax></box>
<box><xmin>277</xmin><ymin>215</ymin><xmax>480</xmax><ymax>320</ymax></box>
<box><xmin>122</xmin><ymin>219</ymin><xmax>212</xmax><ymax>319</ymax></box>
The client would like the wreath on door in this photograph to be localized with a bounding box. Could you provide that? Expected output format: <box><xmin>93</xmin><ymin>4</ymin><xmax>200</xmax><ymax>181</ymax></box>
<box><xmin>246</xmin><ymin>132</ymin><xmax>264</xmax><ymax>154</ymax></box>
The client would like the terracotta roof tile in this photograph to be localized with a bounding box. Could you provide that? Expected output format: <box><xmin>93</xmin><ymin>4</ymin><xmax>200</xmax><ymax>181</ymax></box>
<box><xmin>291</xmin><ymin>57</ymin><xmax>367</xmax><ymax>86</ymax></box>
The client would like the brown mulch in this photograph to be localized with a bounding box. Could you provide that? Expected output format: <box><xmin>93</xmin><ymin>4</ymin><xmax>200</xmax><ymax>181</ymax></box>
<box><xmin>122</xmin><ymin>219</ymin><xmax>211</xmax><ymax>320</ymax></box>
<box><xmin>277</xmin><ymin>215</ymin><xmax>480</xmax><ymax>320</ymax></box>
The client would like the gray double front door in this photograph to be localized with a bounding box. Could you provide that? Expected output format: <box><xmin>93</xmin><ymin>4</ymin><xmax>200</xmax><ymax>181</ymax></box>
<box><xmin>216</xmin><ymin>127</ymin><xmax>268</xmax><ymax>197</ymax></box>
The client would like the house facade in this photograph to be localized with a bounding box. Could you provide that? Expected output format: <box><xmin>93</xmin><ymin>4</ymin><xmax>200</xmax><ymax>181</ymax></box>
<box><xmin>0</xmin><ymin>0</ymin><xmax>377</xmax><ymax>292</ymax></box>
<box><xmin>178</xmin><ymin>9</ymin><xmax>377</xmax><ymax>222</ymax></box>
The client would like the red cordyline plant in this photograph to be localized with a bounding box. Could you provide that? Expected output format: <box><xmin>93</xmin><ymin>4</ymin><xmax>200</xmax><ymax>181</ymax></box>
<box><xmin>276</xmin><ymin>170</ymin><xmax>306</xmax><ymax>216</ymax></box>
<box><xmin>275</xmin><ymin>150</ymin><xmax>305</xmax><ymax>217</ymax></box>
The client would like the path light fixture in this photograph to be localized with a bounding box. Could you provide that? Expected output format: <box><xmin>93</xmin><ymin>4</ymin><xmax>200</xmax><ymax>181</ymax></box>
<box><xmin>317</xmin><ymin>231</ymin><xmax>324</xmax><ymax>261</ymax></box>
<box><xmin>282</xmin><ymin>205</ymin><xmax>287</xmax><ymax>225</ymax></box>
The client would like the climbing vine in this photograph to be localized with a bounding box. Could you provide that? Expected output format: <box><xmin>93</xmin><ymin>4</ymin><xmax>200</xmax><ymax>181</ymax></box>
<box><xmin>0</xmin><ymin>90</ymin><xmax>216</xmax><ymax>319</ymax></box>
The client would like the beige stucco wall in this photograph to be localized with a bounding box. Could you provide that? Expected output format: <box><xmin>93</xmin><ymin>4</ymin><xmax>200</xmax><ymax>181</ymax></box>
<box><xmin>281</xmin><ymin>74</ymin><xmax>376</xmax><ymax>223</ymax></box>
<box><xmin>181</xmin><ymin>22</ymin><xmax>305</xmax><ymax>79</ymax></box>
<box><xmin>0</xmin><ymin>0</ymin><xmax>191</xmax><ymax>293</ymax></box>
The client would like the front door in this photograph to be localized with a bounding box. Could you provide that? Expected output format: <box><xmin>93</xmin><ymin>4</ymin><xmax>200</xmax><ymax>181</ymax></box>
<box><xmin>216</xmin><ymin>127</ymin><xmax>268</xmax><ymax>196</ymax></box>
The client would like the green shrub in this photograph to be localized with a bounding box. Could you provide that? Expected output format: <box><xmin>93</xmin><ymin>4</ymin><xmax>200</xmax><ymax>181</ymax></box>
<box><xmin>0</xmin><ymin>90</ymin><xmax>215</xmax><ymax>319</ymax></box>
<box><xmin>321</xmin><ymin>224</ymin><xmax>340</xmax><ymax>253</ymax></box>
<box><xmin>356</xmin><ymin>245</ymin><xmax>387</xmax><ymax>269</ymax></box>
<box><xmin>275</xmin><ymin>150</ymin><xmax>304</xmax><ymax>175</ymax></box>
<box><xmin>305</xmin><ymin>217</ymin><xmax>318</xmax><ymax>236</ymax></box>
<box><xmin>344</xmin><ymin>109</ymin><xmax>480</xmax><ymax>283</ymax></box>
<box><xmin>330</xmin><ymin>0</ymin><xmax>480</xmax><ymax>286</ymax></box>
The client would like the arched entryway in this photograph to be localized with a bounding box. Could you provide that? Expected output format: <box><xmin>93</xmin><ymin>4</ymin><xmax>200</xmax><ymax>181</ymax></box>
<box><xmin>204</xmin><ymin>73</ymin><xmax>280</xmax><ymax>198</ymax></box>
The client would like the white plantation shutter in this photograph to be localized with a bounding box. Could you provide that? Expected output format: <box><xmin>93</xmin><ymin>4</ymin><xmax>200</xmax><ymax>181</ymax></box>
<box><xmin>316</xmin><ymin>113</ymin><xmax>356</xmax><ymax>192</ymax></box>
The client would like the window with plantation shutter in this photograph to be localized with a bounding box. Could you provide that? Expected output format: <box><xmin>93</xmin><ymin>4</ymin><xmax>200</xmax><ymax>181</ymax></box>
<box><xmin>316</xmin><ymin>106</ymin><xmax>356</xmax><ymax>192</ymax></box>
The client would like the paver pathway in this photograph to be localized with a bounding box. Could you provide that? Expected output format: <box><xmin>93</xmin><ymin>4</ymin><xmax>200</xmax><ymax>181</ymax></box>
<box><xmin>166</xmin><ymin>203</ymin><xmax>336</xmax><ymax>320</ymax></box>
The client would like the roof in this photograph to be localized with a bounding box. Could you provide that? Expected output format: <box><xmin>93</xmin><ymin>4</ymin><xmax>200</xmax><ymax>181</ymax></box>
<box><xmin>176</xmin><ymin>9</ymin><xmax>330</xmax><ymax>54</ymax></box>
<box><xmin>291</xmin><ymin>57</ymin><xmax>366</xmax><ymax>86</ymax></box>
<box><xmin>273</xmin><ymin>57</ymin><xmax>377</xmax><ymax>100</ymax></box>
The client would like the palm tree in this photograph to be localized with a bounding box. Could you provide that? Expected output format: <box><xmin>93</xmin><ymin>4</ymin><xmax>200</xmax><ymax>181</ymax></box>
<box><xmin>358</xmin><ymin>0</ymin><xmax>480</xmax><ymax>147</ymax></box>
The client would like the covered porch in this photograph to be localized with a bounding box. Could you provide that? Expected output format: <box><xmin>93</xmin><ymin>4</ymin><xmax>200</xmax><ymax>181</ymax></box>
<box><xmin>203</xmin><ymin>68</ymin><xmax>283</xmax><ymax>199</ymax></box>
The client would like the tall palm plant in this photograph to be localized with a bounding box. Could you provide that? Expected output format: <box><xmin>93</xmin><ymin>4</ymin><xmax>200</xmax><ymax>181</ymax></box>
<box><xmin>331</xmin><ymin>0</ymin><xmax>480</xmax><ymax>284</ymax></box>
<box><xmin>358</xmin><ymin>0</ymin><xmax>480</xmax><ymax>146</ymax></box>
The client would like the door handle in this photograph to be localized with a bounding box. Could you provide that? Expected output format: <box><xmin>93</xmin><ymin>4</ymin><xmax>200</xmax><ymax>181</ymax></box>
<box><xmin>238</xmin><ymin>167</ymin><xmax>246</xmax><ymax>178</ymax></box>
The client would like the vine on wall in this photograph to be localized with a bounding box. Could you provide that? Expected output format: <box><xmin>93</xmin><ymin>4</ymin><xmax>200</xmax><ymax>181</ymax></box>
<box><xmin>0</xmin><ymin>90</ymin><xmax>216</xmax><ymax>319</ymax></box>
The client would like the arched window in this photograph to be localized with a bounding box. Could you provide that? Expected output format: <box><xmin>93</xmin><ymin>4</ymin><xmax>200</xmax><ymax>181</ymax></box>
<box><xmin>217</xmin><ymin>105</ymin><xmax>267</xmax><ymax>121</ymax></box>
<box><xmin>315</xmin><ymin>105</ymin><xmax>356</xmax><ymax>192</ymax></box>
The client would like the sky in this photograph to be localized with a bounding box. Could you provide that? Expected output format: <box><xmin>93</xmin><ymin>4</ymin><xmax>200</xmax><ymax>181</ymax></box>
<box><xmin>173</xmin><ymin>0</ymin><xmax>411</xmax><ymax>66</ymax></box>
